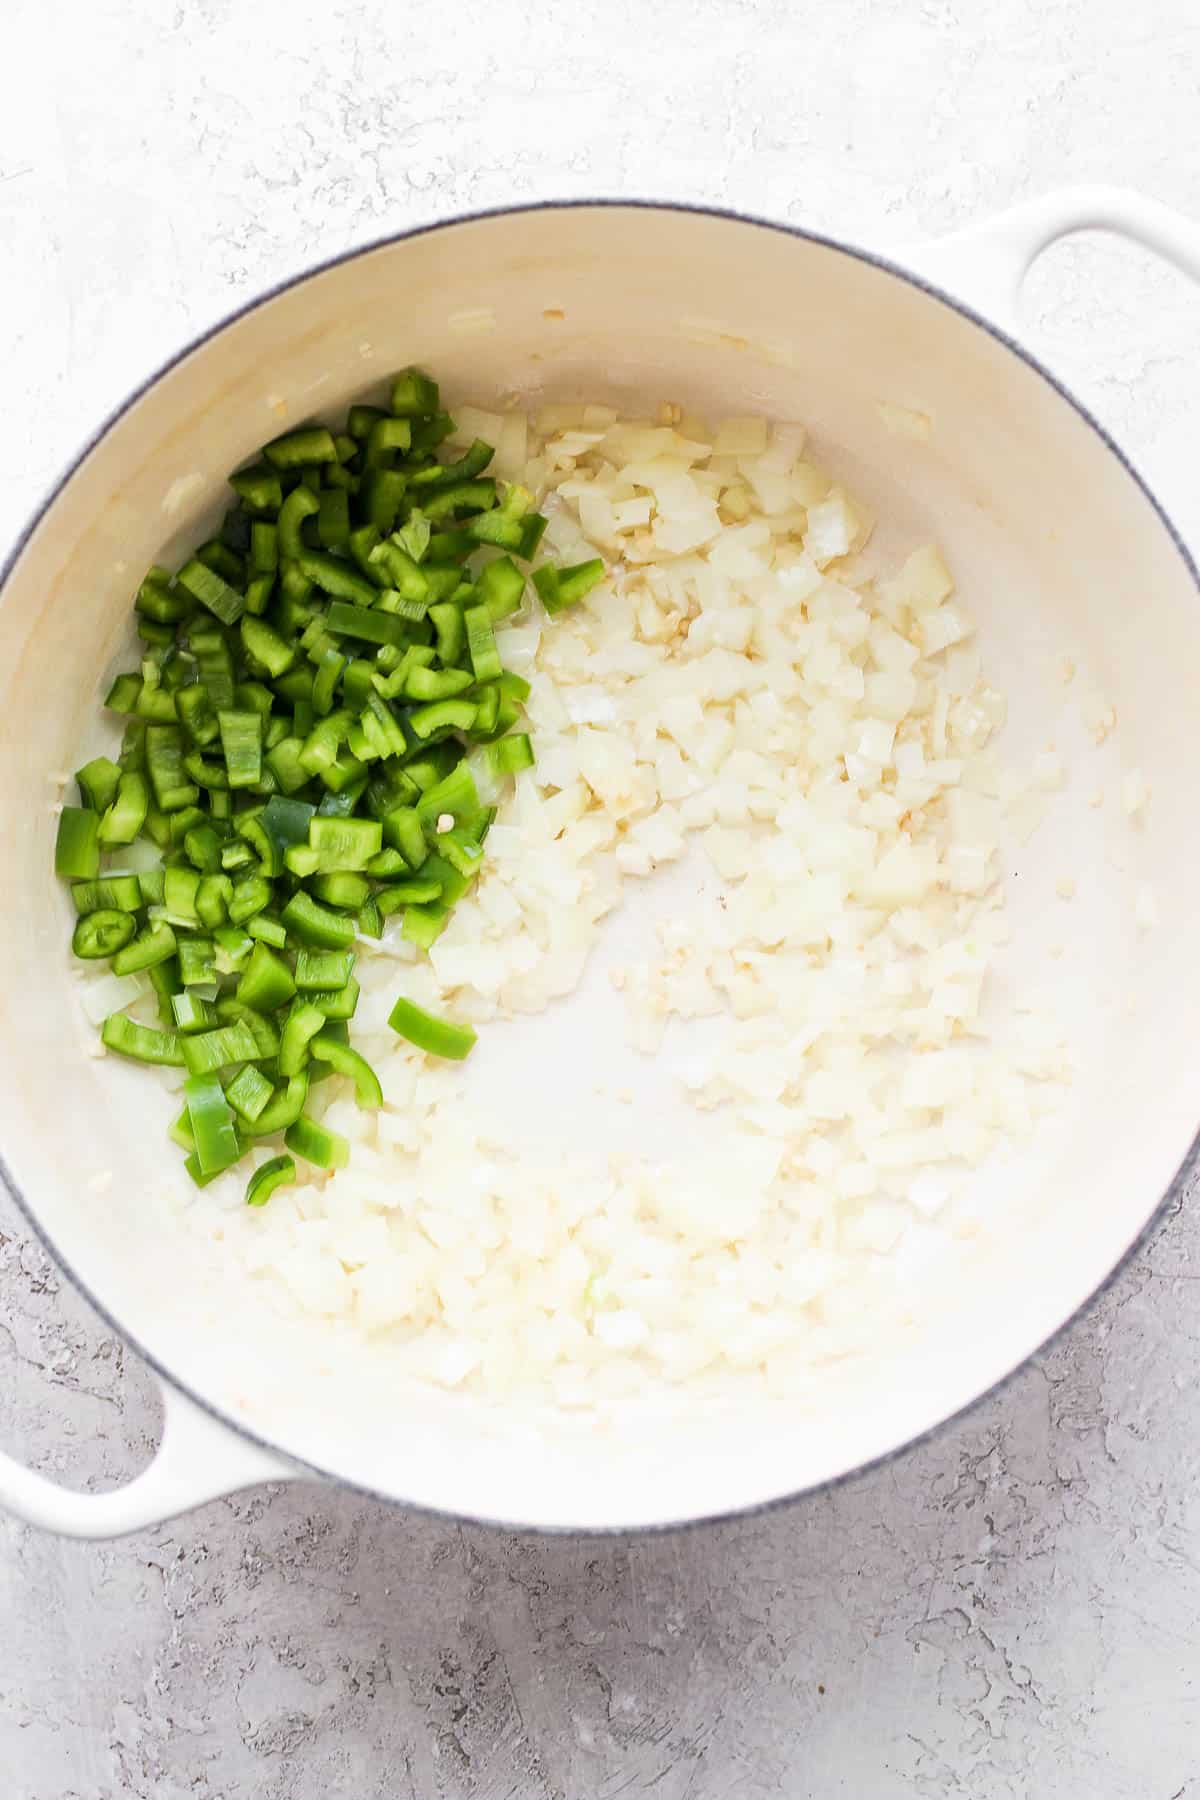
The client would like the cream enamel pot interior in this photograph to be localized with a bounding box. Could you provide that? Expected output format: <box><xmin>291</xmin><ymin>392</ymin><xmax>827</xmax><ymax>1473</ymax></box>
<box><xmin>2</xmin><ymin>189</ymin><xmax>1200</xmax><ymax>1537</ymax></box>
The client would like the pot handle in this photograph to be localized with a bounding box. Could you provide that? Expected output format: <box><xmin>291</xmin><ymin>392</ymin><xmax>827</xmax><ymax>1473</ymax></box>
<box><xmin>0</xmin><ymin>1381</ymin><xmax>297</xmax><ymax>1538</ymax></box>
<box><xmin>900</xmin><ymin>184</ymin><xmax>1200</xmax><ymax>333</ymax></box>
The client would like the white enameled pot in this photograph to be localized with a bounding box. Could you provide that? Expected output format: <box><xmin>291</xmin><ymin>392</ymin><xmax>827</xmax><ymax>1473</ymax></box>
<box><xmin>2</xmin><ymin>189</ymin><xmax>1199</xmax><ymax>1537</ymax></box>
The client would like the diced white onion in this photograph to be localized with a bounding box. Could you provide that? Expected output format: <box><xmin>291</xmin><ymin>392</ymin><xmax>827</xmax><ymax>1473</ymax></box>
<box><xmin>167</xmin><ymin>393</ymin><xmax>1074</xmax><ymax>1421</ymax></box>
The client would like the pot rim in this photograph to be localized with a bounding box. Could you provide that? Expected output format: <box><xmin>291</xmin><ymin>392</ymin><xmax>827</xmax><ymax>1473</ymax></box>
<box><xmin>2</xmin><ymin>195</ymin><xmax>1196</xmax><ymax>1537</ymax></box>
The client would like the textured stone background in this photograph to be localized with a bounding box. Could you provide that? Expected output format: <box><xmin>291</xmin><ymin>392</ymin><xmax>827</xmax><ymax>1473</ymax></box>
<box><xmin>3</xmin><ymin>2</ymin><xmax>1200</xmax><ymax>1795</ymax></box>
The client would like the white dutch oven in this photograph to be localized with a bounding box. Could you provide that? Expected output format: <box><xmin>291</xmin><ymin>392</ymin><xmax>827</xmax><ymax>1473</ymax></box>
<box><xmin>2</xmin><ymin>189</ymin><xmax>1199</xmax><ymax>1537</ymax></box>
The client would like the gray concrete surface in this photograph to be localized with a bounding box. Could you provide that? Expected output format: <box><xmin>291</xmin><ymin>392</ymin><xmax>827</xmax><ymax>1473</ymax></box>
<box><xmin>3</xmin><ymin>1</ymin><xmax>1200</xmax><ymax>1793</ymax></box>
